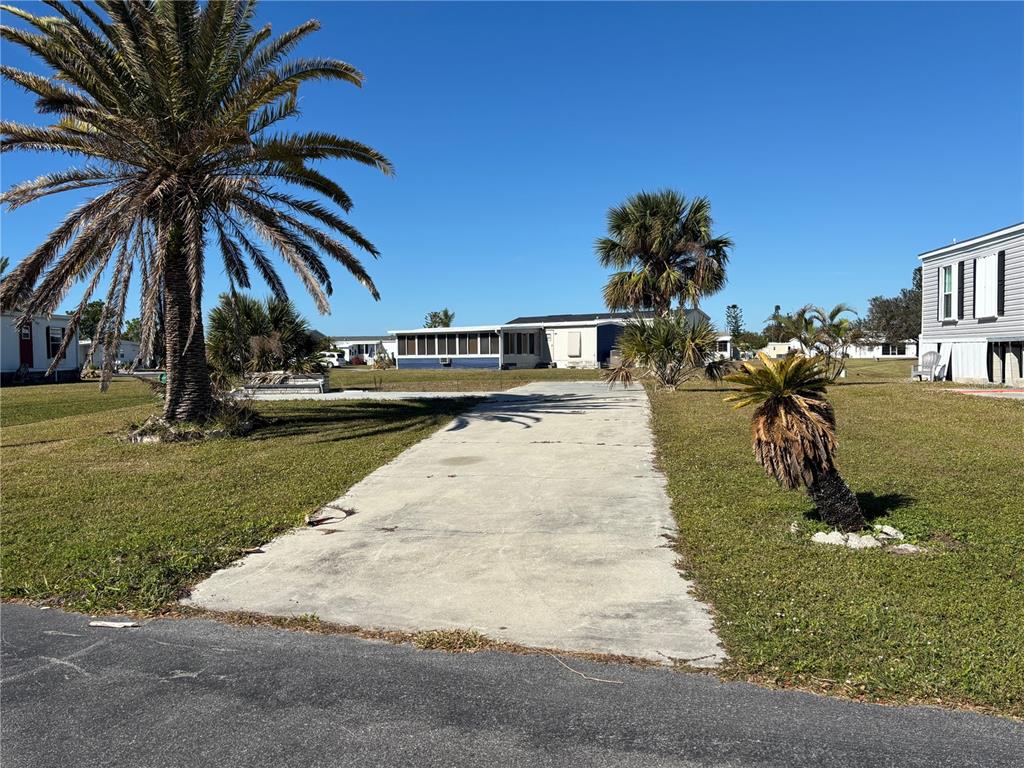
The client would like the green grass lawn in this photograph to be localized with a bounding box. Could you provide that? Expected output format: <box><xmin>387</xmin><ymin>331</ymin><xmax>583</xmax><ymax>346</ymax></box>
<box><xmin>0</xmin><ymin>379</ymin><xmax>156</xmax><ymax>428</ymax></box>
<box><xmin>330</xmin><ymin>365</ymin><xmax>604</xmax><ymax>392</ymax></box>
<box><xmin>1</xmin><ymin>380</ymin><xmax>470</xmax><ymax>612</ymax></box>
<box><xmin>649</xmin><ymin>366</ymin><xmax>1024</xmax><ymax>715</ymax></box>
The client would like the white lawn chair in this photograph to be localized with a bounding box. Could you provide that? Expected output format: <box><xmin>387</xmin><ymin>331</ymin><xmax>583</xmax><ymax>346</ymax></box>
<box><xmin>911</xmin><ymin>351</ymin><xmax>939</xmax><ymax>382</ymax></box>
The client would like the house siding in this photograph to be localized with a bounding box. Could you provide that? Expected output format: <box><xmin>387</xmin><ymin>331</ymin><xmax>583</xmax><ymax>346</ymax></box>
<box><xmin>920</xmin><ymin>225</ymin><xmax>1024</xmax><ymax>341</ymax></box>
<box><xmin>1</xmin><ymin>313</ymin><xmax>81</xmax><ymax>384</ymax></box>
<box><xmin>396</xmin><ymin>356</ymin><xmax>500</xmax><ymax>370</ymax></box>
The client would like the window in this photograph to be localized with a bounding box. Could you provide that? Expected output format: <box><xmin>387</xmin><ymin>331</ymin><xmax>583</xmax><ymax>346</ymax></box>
<box><xmin>468</xmin><ymin>334</ymin><xmax>478</xmax><ymax>354</ymax></box>
<box><xmin>480</xmin><ymin>333</ymin><xmax>491</xmax><ymax>354</ymax></box>
<box><xmin>46</xmin><ymin>326</ymin><xmax>66</xmax><ymax>359</ymax></box>
<box><xmin>941</xmin><ymin>264</ymin><xmax>954</xmax><ymax>320</ymax></box>
<box><xmin>528</xmin><ymin>333</ymin><xmax>535</xmax><ymax>354</ymax></box>
<box><xmin>458</xmin><ymin>334</ymin><xmax>468</xmax><ymax>354</ymax></box>
<box><xmin>426</xmin><ymin>335</ymin><xmax>436</xmax><ymax>355</ymax></box>
<box><xmin>975</xmin><ymin>253</ymin><xmax>999</xmax><ymax>318</ymax></box>
<box><xmin>503</xmin><ymin>332</ymin><xmax>511</xmax><ymax>351</ymax></box>
<box><xmin>881</xmin><ymin>343</ymin><xmax>906</xmax><ymax>356</ymax></box>
<box><xmin>515</xmin><ymin>333</ymin><xmax>523</xmax><ymax>354</ymax></box>
<box><xmin>416</xmin><ymin>335</ymin><xmax>426</xmax><ymax>355</ymax></box>
<box><xmin>449</xmin><ymin>335</ymin><xmax>458</xmax><ymax>354</ymax></box>
<box><xmin>717</xmin><ymin>340</ymin><xmax>729</xmax><ymax>353</ymax></box>
<box><xmin>568</xmin><ymin>331</ymin><xmax>582</xmax><ymax>358</ymax></box>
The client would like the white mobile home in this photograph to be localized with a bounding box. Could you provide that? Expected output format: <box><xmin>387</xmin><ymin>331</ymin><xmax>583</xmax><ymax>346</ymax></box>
<box><xmin>79</xmin><ymin>339</ymin><xmax>144</xmax><ymax>369</ymax></box>
<box><xmin>918</xmin><ymin>222</ymin><xmax>1024</xmax><ymax>385</ymax></box>
<box><xmin>845</xmin><ymin>340</ymin><xmax>918</xmax><ymax>359</ymax></box>
<box><xmin>389</xmin><ymin>310</ymin><xmax>713</xmax><ymax>370</ymax></box>
<box><xmin>1</xmin><ymin>312</ymin><xmax>81</xmax><ymax>384</ymax></box>
<box><xmin>328</xmin><ymin>335</ymin><xmax>397</xmax><ymax>365</ymax></box>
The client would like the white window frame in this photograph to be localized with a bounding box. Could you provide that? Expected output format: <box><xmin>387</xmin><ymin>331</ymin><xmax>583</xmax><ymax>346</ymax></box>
<box><xmin>940</xmin><ymin>264</ymin><xmax>956</xmax><ymax>321</ymax></box>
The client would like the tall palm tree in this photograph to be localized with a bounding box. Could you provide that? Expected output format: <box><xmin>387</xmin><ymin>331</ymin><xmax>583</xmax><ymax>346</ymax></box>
<box><xmin>724</xmin><ymin>353</ymin><xmax>866</xmax><ymax>532</ymax></box>
<box><xmin>0</xmin><ymin>0</ymin><xmax>391</xmax><ymax>422</ymax></box>
<box><xmin>597</xmin><ymin>189</ymin><xmax>732</xmax><ymax>315</ymax></box>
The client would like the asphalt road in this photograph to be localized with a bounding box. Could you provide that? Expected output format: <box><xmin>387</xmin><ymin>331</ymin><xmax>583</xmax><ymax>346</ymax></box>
<box><xmin>1</xmin><ymin>604</ymin><xmax>1020</xmax><ymax>768</ymax></box>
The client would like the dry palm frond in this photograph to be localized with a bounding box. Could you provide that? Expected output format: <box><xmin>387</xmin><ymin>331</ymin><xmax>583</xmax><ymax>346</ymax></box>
<box><xmin>0</xmin><ymin>0</ymin><xmax>389</xmax><ymax>408</ymax></box>
<box><xmin>725</xmin><ymin>353</ymin><xmax>837</xmax><ymax>489</ymax></box>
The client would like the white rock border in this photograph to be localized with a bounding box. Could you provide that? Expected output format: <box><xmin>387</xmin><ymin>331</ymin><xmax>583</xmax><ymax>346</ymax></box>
<box><xmin>809</xmin><ymin>525</ymin><xmax>925</xmax><ymax>554</ymax></box>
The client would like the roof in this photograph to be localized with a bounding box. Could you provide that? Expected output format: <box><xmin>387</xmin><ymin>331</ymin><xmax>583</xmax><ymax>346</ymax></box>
<box><xmin>918</xmin><ymin>221</ymin><xmax>1024</xmax><ymax>260</ymax></box>
<box><xmin>504</xmin><ymin>309</ymin><xmax>710</xmax><ymax>325</ymax></box>
<box><xmin>330</xmin><ymin>334</ymin><xmax>395</xmax><ymax>342</ymax></box>
<box><xmin>504</xmin><ymin>311</ymin><xmax>653</xmax><ymax>324</ymax></box>
<box><xmin>387</xmin><ymin>324</ymin><xmax>503</xmax><ymax>335</ymax></box>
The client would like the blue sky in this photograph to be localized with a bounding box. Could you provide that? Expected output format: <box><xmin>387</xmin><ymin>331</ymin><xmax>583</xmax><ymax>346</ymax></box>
<box><xmin>2</xmin><ymin>1</ymin><xmax>1022</xmax><ymax>335</ymax></box>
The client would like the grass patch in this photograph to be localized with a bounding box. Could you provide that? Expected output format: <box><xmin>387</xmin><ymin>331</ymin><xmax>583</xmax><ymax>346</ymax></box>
<box><xmin>330</xmin><ymin>366</ymin><xmax>604</xmax><ymax>392</ymax></box>
<box><xmin>1</xmin><ymin>379</ymin><xmax>155</xmax><ymax>428</ymax></box>
<box><xmin>648</xmin><ymin>359</ymin><xmax>1024</xmax><ymax>715</ymax></box>
<box><xmin>1</xmin><ymin>386</ymin><xmax>472</xmax><ymax>613</ymax></box>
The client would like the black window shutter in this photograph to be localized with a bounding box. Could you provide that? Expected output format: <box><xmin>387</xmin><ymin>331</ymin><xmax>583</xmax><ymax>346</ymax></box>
<box><xmin>997</xmin><ymin>250</ymin><xmax>1006</xmax><ymax>315</ymax></box>
<box><xmin>957</xmin><ymin>261</ymin><xmax>965</xmax><ymax>318</ymax></box>
<box><xmin>936</xmin><ymin>267</ymin><xmax>941</xmax><ymax>321</ymax></box>
<box><xmin>971</xmin><ymin>259</ymin><xmax>977</xmax><ymax>318</ymax></box>
<box><xmin>45</xmin><ymin>325</ymin><xmax>52</xmax><ymax>358</ymax></box>
<box><xmin>60</xmin><ymin>327</ymin><xmax>67</xmax><ymax>360</ymax></box>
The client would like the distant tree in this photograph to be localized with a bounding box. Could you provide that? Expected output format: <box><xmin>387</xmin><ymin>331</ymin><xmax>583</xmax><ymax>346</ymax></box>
<box><xmin>78</xmin><ymin>301</ymin><xmax>106</xmax><ymax>341</ymax></box>
<box><xmin>733</xmin><ymin>331</ymin><xmax>768</xmax><ymax>353</ymax></box>
<box><xmin>862</xmin><ymin>268</ymin><xmax>922</xmax><ymax>344</ymax></box>
<box><xmin>780</xmin><ymin>304</ymin><xmax>859</xmax><ymax>381</ymax></box>
<box><xmin>0</xmin><ymin>257</ymin><xmax>8</xmax><ymax>278</ymax></box>
<box><xmin>424</xmin><ymin>308</ymin><xmax>455</xmax><ymax>327</ymax></box>
<box><xmin>123</xmin><ymin>318</ymin><xmax>142</xmax><ymax>343</ymax></box>
<box><xmin>762</xmin><ymin>304</ymin><xmax>786</xmax><ymax>342</ymax></box>
<box><xmin>597</xmin><ymin>189</ymin><xmax>732</xmax><ymax>315</ymax></box>
<box><xmin>725</xmin><ymin>304</ymin><xmax>743</xmax><ymax>337</ymax></box>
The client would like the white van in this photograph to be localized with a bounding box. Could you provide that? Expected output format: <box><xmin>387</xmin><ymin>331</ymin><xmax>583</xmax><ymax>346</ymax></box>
<box><xmin>318</xmin><ymin>350</ymin><xmax>345</xmax><ymax>368</ymax></box>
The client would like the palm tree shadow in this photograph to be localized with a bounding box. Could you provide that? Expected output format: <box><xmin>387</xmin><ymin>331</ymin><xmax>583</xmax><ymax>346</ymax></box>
<box><xmin>802</xmin><ymin>491</ymin><xmax>915</xmax><ymax>524</ymax></box>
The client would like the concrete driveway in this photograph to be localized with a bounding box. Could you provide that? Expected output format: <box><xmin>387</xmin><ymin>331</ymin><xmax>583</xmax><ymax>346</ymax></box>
<box><xmin>186</xmin><ymin>381</ymin><xmax>724</xmax><ymax>665</ymax></box>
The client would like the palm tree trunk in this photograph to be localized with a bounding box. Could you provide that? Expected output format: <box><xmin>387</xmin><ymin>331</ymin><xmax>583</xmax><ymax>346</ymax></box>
<box><xmin>807</xmin><ymin>468</ymin><xmax>866</xmax><ymax>532</ymax></box>
<box><xmin>162</xmin><ymin>231</ymin><xmax>213</xmax><ymax>423</ymax></box>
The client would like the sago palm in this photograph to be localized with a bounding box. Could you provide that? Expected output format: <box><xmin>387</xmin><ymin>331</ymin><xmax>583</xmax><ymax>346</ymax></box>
<box><xmin>597</xmin><ymin>189</ymin><xmax>732</xmax><ymax>315</ymax></box>
<box><xmin>0</xmin><ymin>0</ymin><xmax>391</xmax><ymax>422</ymax></box>
<box><xmin>606</xmin><ymin>312</ymin><xmax>728</xmax><ymax>389</ymax></box>
<box><xmin>724</xmin><ymin>353</ymin><xmax>866</xmax><ymax>532</ymax></box>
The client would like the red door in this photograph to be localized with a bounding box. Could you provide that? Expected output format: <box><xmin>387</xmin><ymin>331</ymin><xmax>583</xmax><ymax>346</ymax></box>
<box><xmin>19</xmin><ymin>324</ymin><xmax>33</xmax><ymax>367</ymax></box>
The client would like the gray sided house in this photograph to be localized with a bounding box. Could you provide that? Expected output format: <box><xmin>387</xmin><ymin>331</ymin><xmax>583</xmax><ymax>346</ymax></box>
<box><xmin>918</xmin><ymin>222</ymin><xmax>1024</xmax><ymax>385</ymax></box>
<box><xmin>389</xmin><ymin>310</ymin><xmax>720</xmax><ymax>370</ymax></box>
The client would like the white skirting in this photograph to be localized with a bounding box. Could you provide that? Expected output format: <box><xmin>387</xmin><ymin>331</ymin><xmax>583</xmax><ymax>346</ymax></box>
<box><xmin>951</xmin><ymin>341</ymin><xmax>989</xmax><ymax>383</ymax></box>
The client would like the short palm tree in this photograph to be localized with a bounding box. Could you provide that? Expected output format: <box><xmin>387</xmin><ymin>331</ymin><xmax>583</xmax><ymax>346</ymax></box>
<box><xmin>597</xmin><ymin>190</ymin><xmax>732</xmax><ymax>315</ymax></box>
<box><xmin>607</xmin><ymin>312</ymin><xmax>728</xmax><ymax>389</ymax></box>
<box><xmin>206</xmin><ymin>292</ymin><xmax>322</xmax><ymax>385</ymax></box>
<box><xmin>724</xmin><ymin>353</ymin><xmax>866</xmax><ymax>532</ymax></box>
<box><xmin>0</xmin><ymin>0</ymin><xmax>391</xmax><ymax>422</ymax></box>
<box><xmin>811</xmin><ymin>303</ymin><xmax>859</xmax><ymax>380</ymax></box>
